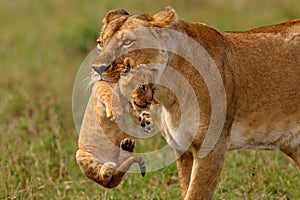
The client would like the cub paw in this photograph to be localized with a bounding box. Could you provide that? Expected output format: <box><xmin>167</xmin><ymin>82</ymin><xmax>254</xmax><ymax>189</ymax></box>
<box><xmin>105</xmin><ymin>107</ymin><xmax>114</xmax><ymax>119</ymax></box>
<box><xmin>138</xmin><ymin>112</ymin><xmax>154</xmax><ymax>134</ymax></box>
<box><xmin>120</xmin><ymin>138</ymin><xmax>135</xmax><ymax>152</ymax></box>
<box><xmin>112</xmin><ymin>106</ymin><xmax>123</xmax><ymax>121</ymax></box>
<box><xmin>100</xmin><ymin>162</ymin><xmax>116</xmax><ymax>180</ymax></box>
<box><xmin>106</xmin><ymin>106</ymin><xmax>123</xmax><ymax>121</ymax></box>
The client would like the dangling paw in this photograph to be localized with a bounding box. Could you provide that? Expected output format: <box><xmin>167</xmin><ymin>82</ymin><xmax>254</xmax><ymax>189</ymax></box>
<box><xmin>138</xmin><ymin>112</ymin><xmax>154</xmax><ymax>134</ymax></box>
<box><xmin>100</xmin><ymin>162</ymin><xmax>116</xmax><ymax>181</ymax></box>
<box><xmin>105</xmin><ymin>103</ymin><xmax>123</xmax><ymax>121</ymax></box>
<box><xmin>120</xmin><ymin>138</ymin><xmax>135</xmax><ymax>152</ymax></box>
<box><xmin>111</xmin><ymin>106</ymin><xmax>123</xmax><ymax>121</ymax></box>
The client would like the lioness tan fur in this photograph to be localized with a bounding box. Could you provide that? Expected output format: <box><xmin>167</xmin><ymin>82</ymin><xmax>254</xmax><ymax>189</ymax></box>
<box><xmin>75</xmin><ymin>81</ymin><xmax>146</xmax><ymax>188</ymax></box>
<box><xmin>91</xmin><ymin>7</ymin><xmax>300</xmax><ymax>199</ymax></box>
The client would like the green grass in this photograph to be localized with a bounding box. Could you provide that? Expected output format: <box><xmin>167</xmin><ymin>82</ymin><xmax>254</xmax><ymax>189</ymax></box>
<box><xmin>1</xmin><ymin>0</ymin><xmax>299</xmax><ymax>199</ymax></box>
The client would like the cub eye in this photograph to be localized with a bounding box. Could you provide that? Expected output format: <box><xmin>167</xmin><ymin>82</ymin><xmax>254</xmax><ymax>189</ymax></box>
<box><xmin>139</xmin><ymin>84</ymin><xmax>146</xmax><ymax>92</ymax></box>
<box><xmin>122</xmin><ymin>39</ymin><xmax>133</xmax><ymax>47</ymax></box>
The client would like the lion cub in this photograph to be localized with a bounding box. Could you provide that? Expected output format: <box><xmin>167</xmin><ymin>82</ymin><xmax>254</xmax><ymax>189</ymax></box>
<box><xmin>75</xmin><ymin>81</ymin><xmax>146</xmax><ymax>188</ymax></box>
<box><xmin>116</xmin><ymin>64</ymin><xmax>158</xmax><ymax>134</ymax></box>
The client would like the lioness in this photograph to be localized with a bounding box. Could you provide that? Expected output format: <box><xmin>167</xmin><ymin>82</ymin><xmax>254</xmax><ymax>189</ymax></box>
<box><xmin>91</xmin><ymin>7</ymin><xmax>300</xmax><ymax>199</ymax></box>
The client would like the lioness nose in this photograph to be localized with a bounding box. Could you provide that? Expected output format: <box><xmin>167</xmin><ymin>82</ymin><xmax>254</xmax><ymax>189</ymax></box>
<box><xmin>91</xmin><ymin>65</ymin><xmax>108</xmax><ymax>75</ymax></box>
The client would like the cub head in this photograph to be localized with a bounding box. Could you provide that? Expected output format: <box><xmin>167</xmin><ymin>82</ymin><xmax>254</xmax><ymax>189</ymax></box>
<box><xmin>115</xmin><ymin>64</ymin><xmax>158</xmax><ymax>114</ymax></box>
<box><xmin>116</xmin><ymin>65</ymin><xmax>157</xmax><ymax>130</ymax></box>
<box><xmin>131</xmin><ymin>83</ymin><xmax>154</xmax><ymax>111</ymax></box>
<box><xmin>91</xmin><ymin>7</ymin><xmax>177</xmax><ymax>82</ymax></box>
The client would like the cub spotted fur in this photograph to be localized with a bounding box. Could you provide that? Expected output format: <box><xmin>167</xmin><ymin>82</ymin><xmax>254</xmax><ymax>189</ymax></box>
<box><xmin>75</xmin><ymin>81</ymin><xmax>146</xmax><ymax>188</ymax></box>
<box><xmin>91</xmin><ymin>7</ymin><xmax>300</xmax><ymax>199</ymax></box>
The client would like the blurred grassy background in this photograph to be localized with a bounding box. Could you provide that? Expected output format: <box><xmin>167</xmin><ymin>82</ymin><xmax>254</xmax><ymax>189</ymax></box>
<box><xmin>0</xmin><ymin>0</ymin><xmax>299</xmax><ymax>199</ymax></box>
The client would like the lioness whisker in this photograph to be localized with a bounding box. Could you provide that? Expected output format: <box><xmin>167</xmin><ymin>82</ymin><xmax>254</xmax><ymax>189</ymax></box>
<box><xmin>82</xmin><ymin>76</ymin><xmax>97</xmax><ymax>97</ymax></box>
<box><xmin>82</xmin><ymin>76</ymin><xmax>91</xmax><ymax>84</ymax></box>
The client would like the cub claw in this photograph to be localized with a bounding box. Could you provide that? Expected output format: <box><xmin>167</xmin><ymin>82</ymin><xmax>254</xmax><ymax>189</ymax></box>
<box><xmin>106</xmin><ymin>107</ymin><xmax>123</xmax><ymax>121</ymax></box>
<box><xmin>101</xmin><ymin>162</ymin><xmax>116</xmax><ymax>180</ymax></box>
<box><xmin>138</xmin><ymin>112</ymin><xmax>154</xmax><ymax>134</ymax></box>
<box><xmin>120</xmin><ymin>138</ymin><xmax>135</xmax><ymax>152</ymax></box>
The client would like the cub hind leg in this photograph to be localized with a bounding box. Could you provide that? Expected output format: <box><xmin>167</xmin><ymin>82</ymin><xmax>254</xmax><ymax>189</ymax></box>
<box><xmin>76</xmin><ymin>138</ymin><xmax>146</xmax><ymax>188</ymax></box>
<box><xmin>101</xmin><ymin>138</ymin><xmax>146</xmax><ymax>188</ymax></box>
<box><xmin>118</xmin><ymin>138</ymin><xmax>146</xmax><ymax>177</ymax></box>
<box><xmin>75</xmin><ymin>145</ymin><xmax>116</xmax><ymax>186</ymax></box>
<box><xmin>280</xmin><ymin>146</ymin><xmax>300</xmax><ymax>169</ymax></box>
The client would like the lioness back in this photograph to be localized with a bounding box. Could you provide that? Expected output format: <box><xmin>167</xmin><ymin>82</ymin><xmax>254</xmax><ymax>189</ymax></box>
<box><xmin>224</xmin><ymin>20</ymin><xmax>300</xmax><ymax>150</ymax></box>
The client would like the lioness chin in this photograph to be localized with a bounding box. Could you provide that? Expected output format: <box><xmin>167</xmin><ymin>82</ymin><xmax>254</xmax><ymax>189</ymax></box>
<box><xmin>91</xmin><ymin>7</ymin><xmax>300</xmax><ymax>200</ymax></box>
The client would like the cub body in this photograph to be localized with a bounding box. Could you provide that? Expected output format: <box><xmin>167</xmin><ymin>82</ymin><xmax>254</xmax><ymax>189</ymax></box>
<box><xmin>75</xmin><ymin>81</ymin><xmax>145</xmax><ymax>188</ymax></box>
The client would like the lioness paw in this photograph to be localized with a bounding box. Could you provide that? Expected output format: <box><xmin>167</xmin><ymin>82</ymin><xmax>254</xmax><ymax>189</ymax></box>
<box><xmin>138</xmin><ymin>112</ymin><xmax>154</xmax><ymax>134</ymax></box>
<box><xmin>120</xmin><ymin>138</ymin><xmax>135</xmax><ymax>152</ymax></box>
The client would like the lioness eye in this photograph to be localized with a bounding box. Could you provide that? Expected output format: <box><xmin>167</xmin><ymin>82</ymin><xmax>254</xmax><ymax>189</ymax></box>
<box><xmin>96</xmin><ymin>39</ymin><xmax>103</xmax><ymax>50</ymax></box>
<box><xmin>122</xmin><ymin>39</ymin><xmax>133</xmax><ymax>47</ymax></box>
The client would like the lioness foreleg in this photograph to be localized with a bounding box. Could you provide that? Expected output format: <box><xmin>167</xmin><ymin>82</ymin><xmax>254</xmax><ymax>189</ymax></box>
<box><xmin>184</xmin><ymin>132</ymin><xmax>228</xmax><ymax>200</ymax></box>
<box><xmin>174</xmin><ymin>150</ymin><xmax>193</xmax><ymax>199</ymax></box>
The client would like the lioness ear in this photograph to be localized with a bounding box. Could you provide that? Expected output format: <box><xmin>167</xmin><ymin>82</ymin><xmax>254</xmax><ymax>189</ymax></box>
<box><xmin>103</xmin><ymin>9</ymin><xmax>130</xmax><ymax>25</ymax></box>
<box><xmin>151</xmin><ymin>7</ymin><xmax>177</xmax><ymax>27</ymax></box>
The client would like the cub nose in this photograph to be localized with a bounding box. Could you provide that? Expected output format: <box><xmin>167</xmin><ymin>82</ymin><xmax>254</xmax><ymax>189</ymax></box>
<box><xmin>91</xmin><ymin>65</ymin><xmax>108</xmax><ymax>75</ymax></box>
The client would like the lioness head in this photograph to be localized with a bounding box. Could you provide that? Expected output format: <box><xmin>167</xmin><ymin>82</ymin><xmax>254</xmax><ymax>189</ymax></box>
<box><xmin>91</xmin><ymin>7</ymin><xmax>177</xmax><ymax>82</ymax></box>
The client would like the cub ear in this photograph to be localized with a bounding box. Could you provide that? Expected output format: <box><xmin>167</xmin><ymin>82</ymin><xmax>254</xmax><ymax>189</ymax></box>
<box><xmin>151</xmin><ymin>7</ymin><xmax>177</xmax><ymax>27</ymax></box>
<box><xmin>149</xmin><ymin>68</ymin><xmax>159</xmax><ymax>77</ymax></box>
<box><xmin>103</xmin><ymin>9</ymin><xmax>130</xmax><ymax>25</ymax></box>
